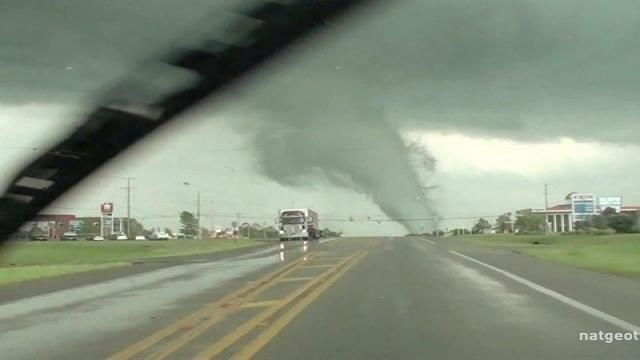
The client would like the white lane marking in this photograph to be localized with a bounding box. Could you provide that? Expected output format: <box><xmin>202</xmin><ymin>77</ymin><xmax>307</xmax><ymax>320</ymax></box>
<box><xmin>424</xmin><ymin>238</ymin><xmax>436</xmax><ymax>245</ymax></box>
<box><xmin>449</xmin><ymin>250</ymin><xmax>640</xmax><ymax>333</ymax></box>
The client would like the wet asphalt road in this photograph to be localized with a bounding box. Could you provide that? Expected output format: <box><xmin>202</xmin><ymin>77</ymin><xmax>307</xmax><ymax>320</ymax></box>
<box><xmin>1</xmin><ymin>237</ymin><xmax>639</xmax><ymax>359</ymax></box>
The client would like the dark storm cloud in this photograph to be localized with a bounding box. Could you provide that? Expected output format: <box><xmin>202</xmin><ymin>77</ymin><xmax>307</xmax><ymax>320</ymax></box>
<box><xmin>2</xmin><ymin>0</ymin><xmax>639</xmax><ymax>139</ymax></box>
<box><xmin>5</xmin><ymin>0</ymin><xmax>640</xmax><ymax>141</ymax></box>
<box><xmin>0</xmin><ymin>0</ymin><xmax>241</xmax><ymax>102</ymax></box>
<box><xmin>3</xmin><ymin>0</ymin><xmax>640</xmax><ymax>230</ymax></box>
<box><xmin>221</xmin><ymin>0</ymin><xmax>640</xmax><ymax>229</ymax></box>
<box><xmin>301</xmin><ymin>0</ymin><xmax>640</xmax><ymax>143</ymax></box>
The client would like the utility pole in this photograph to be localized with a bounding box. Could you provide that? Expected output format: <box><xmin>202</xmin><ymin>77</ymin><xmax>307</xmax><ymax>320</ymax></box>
<box><xmin>544</xmin><ymin>184</ymin><xmax>549</xmax><ymax>209</ymax></box>
<box><xmin>235</xmin><ymin>213</ymin><xmax>240</xmax><ymax>242</ymax></box>
<box><xmin>543</xmin><ymin>184</ymin><xmax>552</xmax><ymax>235</ymax></box>
<box><xmin>122</xmin><ymin>177</ymin><xmax>134</xmax><ymax>238</ymax></box>
<box><xmin>196</xmin><ymin>191</ymin><xmax>201</xmax><ymax>239</ymax></box>
<box><xmin>209</xmin><ymin>201</ymin><xmax>214</xmax><ymax>230</ymax></box>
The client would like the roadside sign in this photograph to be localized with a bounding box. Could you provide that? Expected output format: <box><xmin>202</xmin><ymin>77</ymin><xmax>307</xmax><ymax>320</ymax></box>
<box><xmin>101</xmin><ymin>202</ymin><xmax>114</xmax><ymax>215</ymax></box>
<box><xmin>571</xmin><ymin>193</ymin><xmax>596</xmax><ymax>221</ymax></box>
<box><xmin>598</xmin><ymin>196</ymin><xmax>622</xmax><ymax>213</ymax></box>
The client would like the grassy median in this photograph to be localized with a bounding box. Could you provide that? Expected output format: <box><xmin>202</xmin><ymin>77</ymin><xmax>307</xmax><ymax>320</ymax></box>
<box><xmin>456</xmin><ymin>233</ymin><xmax>640</xmax><ymax>278</ymax></box>
<box><xmin>0</xmin><ymin>239</ymin><xmax>262</xmax><ymax>286</ymax></box>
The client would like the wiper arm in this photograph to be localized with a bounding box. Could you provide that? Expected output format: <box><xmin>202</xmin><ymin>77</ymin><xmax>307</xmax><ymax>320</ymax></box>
<box><xmin>0</xmin><ymin>0</ymin><xmax>376</xmax><ymax>243</ymax></box>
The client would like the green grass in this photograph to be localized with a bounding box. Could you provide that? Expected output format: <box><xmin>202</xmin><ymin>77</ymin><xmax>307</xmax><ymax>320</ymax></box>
<box><xmin>455</xmin><ymin>233</ymin><xmax>640</xmax><ymax>278</ymax></box>
<box><xmin>0</xmin><ymin>239</ymin><xmax>262</xmax><ymax>286</ymax></box>
<box><xmin>0</xmin><ymin>263</ymin><xmax>127</xmax><ymax>286</ymax></box>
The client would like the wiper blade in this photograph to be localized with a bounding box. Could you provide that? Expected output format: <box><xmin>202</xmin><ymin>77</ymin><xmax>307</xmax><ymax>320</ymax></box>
<box><xmin>0</xmin><ymin>0</ymin><xmax>376</xmax><ymax>243</ymax></box>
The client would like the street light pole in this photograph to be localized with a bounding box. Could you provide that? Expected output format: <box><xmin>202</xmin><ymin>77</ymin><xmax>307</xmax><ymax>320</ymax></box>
<box><xmin>196</xmin><ymin>191</ymin><xmax>201</xmax><ymax>239</ymax></box>
<box><xmin>122</xmin><ymin>177</ymin><xmax>134</xmax><ymax>238</ymax></box>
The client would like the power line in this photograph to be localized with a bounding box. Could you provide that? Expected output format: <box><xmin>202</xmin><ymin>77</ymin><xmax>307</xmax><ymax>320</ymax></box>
<box><xmin>42</xmin><ymin>206</ymin><xmax>503</xmax><ymax>225</ymax></box>
<box><xmin>122</xmin><ymin>177</ymin><xmax>135</xmax><ymax>237</ymax></box>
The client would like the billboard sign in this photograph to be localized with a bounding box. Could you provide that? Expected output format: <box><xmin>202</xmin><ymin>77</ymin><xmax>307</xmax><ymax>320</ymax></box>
<box><xmin>101</xmin><ymin>202</ymin><xmax>114</xmax><ymax>214</ymax></box>
<box><xmin>571</xmin><ymin>193</ymin><xmax>596</xmax><ymax>221</ymax></box>
<box><xmin>598</xmin><ymin>196</ymin><xmax>622</xmax><ymax>213</ymax></box>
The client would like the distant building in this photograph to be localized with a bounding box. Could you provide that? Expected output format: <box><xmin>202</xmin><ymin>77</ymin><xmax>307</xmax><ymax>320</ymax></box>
<box><xmin>74</xmin><ymin>217</ymin><xmax>137</xmax><ymax>237</ymax></box>
<box><xmin>517</xmin><ymin>192</ymin><xmax>640</xmax><ymax>233</ymax></box>
<box><xmin>18</xmin><ymin>214</ymin><xmax>76</xmax><ymax>240</ymax></box>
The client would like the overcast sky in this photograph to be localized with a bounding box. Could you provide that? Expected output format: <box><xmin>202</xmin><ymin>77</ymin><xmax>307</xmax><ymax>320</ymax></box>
<box><xmin>2</xmin><ymin>0</ymin><xmax>640</xmax><ymax>234</ymax></box>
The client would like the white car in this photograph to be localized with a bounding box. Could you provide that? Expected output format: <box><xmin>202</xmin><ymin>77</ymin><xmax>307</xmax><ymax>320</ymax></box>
<box><xmin>92</xmin><ymin>235</ymin><xmax>105</xmax><ymax>241</ymax></box>
<box><xmin>61</xmin><ymin>232</ymin><xmax>78</xmax><ymax>241</ymax></box>
<box><xmin>116</xmin><ymin>234</ymin><xmax>128</xmax><ymax>240</ymax></box>
<box><xmin>150</xmin><ymin>232</ymin><xmax>170</xmax><ymax>240</ymax></box>
<box><xmin>135</xmin><ymin>235</ymin><xmax>146</xmax><ymax>241</ymax></box>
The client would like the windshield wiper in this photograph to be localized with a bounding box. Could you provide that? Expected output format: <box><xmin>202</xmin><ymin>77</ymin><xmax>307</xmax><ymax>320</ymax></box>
<box><xmin>0</xmin><ymin>0</ymin><xmax>376</xmax><ymax>243</ymax></box>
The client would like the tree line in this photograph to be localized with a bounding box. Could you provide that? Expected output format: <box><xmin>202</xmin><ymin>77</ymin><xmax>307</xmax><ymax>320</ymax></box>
<box><xmin>471</xmin><ymin>207</ymin><xmax>638</xmax><ymax>235</ymax></box>
<box><xmin>408</xmin><ymin>207</ymin><xmax>639</xmax><ymax>237</ymax></box>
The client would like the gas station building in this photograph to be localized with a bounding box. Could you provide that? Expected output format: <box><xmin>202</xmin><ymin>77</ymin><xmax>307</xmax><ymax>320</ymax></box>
<box><xmin>517</xmin><ymin>193</ymin><xmax>640</xmax><ymax>233</ymax></box>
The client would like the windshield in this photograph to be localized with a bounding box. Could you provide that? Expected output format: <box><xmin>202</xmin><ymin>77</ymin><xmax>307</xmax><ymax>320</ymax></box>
<box><xmin>281</xmin><ymin>216</ymin><xmax>304</xmax><ymax>225</ymax></box>
<box><xmin>1</xmin><ymin>1</ymin><xmax>640</xmax><ymax>359</ymax></box>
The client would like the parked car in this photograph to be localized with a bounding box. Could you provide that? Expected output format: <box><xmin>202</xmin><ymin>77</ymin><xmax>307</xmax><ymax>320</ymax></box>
<box><xmin>116</xmin><ymin>234</ymin><xmax>128</xmax><ymax>240</ymax></box>
<box><xmin>61</xmin><ymin>232</ymin><xmax>78</xmax><ymax>241</ymax></box>
<box><xmin>149</xmin><ymin>232</ymin><xmax>170</xmax><ymax>240</ymax></box>
<box><xmin>91</xmin><ymin>235</ymin><xmax>105</xmax><ymax>241</ymax></box>
<box><xmin>29</xmin><ymin>235</ymin><xmax>48</xmax><ymax>241</ymax></box>
<box><xmin>175</xmin><ymin>233</ymin><xmax>195</xmax><ymax>240</ymax></box>
<box><xmin>134</xmin><ymin>235</ymin><xmax>146</xmax><ymax>241</ymax></box>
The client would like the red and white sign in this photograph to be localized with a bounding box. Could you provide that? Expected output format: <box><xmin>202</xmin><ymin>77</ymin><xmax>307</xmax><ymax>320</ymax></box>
<box><xmin>101</xmin><ymin>203</ymin><xmax>114</xmax><ymax>214</ymax></box>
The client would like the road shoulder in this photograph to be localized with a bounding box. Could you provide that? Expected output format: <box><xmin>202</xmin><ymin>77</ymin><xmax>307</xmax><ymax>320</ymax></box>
<box><xmin>0</xmin><ymin>242</ymin><xmax>275</xmax><ymax>304</ymax></box>
<box><xmin>428</xmin><ymin>236</ymin><xmax>640</xmax><ymax>326</ymax></box>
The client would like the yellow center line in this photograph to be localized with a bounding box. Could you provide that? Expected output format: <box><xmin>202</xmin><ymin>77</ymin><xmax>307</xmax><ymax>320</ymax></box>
<box><xmin>277</xmin><ymin>277</ymin><xmax>315</xmax><ymax>283</ymax></box>
<box><xmin>240</xmin><ymin>300</ymin><xmax>282</xmax><ymax>309</ymax></box>
<box><xmin>309</xmin><ymin>256</ymin><xmax>349</xmax><ymax>261</ymax></box>
<box><xmin>108</xmin><ymin>253</ymin><xmax>316</xmax><ymax>360</ymax></box>
<box><xmin>144</xmin><ymin>253</ymin><xmax>319</xmax><ymax>360</ymax></box>
<box><xmin>194</xmin><ymin>252</ymin><xmax>363</xmax><ymax>360</ymax></box>
<box><xmin>298</xmin><ymin>264</ymin><xmax>335</xmax><ymax>269</ymax></box>
<box><xmin>231</xmin><ymin>251</ymin><xmax>369</xmax><ymax>360</ymax></box>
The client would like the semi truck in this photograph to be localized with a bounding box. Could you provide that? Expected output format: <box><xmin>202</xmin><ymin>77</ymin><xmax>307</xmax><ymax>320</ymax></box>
<box><xmin>278</xmin><ymin>208</ymin><xmax>319</xmax><ymax>241</ymax></box>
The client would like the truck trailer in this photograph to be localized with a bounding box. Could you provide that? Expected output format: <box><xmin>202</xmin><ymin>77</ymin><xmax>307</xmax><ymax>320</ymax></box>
<box><xmin>278</xmin><ymin>208</ymin><xmax>319</xmax><ymax>241</ymax></box>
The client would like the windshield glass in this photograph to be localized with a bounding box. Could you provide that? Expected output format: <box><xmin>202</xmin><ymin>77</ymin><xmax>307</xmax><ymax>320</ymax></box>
<box><xmin>281</xmin><ymin>216</ymin><xmax>304</xmax><ymax>225</ymax></box>
<box><xmin>2</xmin><ymin>1</ymin><xmax>640</xmax><ymax>359</ymax></box>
